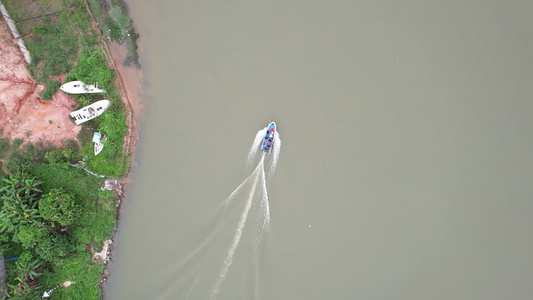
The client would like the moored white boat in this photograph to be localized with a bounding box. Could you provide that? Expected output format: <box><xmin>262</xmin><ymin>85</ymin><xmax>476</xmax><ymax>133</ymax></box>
<box><xmin>70</xmin><ymin>100</ymin><xmax>111</xmax><ymax>125</ymax></box>
<box><xmin>60</xmin><ymin>81</ymin><xmax>106</xmax><ymax>94</ymax></box>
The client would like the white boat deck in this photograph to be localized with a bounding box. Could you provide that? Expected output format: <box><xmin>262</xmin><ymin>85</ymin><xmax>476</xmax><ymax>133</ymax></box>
<box><xmin>70</xmin><ymin>100</ymin><xmax>111</xmax><ymax>125</ymax></box>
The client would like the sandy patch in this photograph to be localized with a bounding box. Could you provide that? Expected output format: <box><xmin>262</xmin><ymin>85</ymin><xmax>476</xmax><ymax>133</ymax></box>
<box><xmin>92</xmin><ymin>239</ymin><xmax>113</xmax><ymax>264</ymax></box>
<box><xmin>0</xmin><ymin>17</ymin><xmax>80</xmax><ymax>147</ymax></box>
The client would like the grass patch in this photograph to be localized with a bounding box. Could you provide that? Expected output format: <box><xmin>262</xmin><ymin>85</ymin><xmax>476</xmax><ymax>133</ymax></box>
<box><xmin>2</xmin><ymin>0</ymin><xmax>100</xmax><ymax>100</ymax></box>
<box><xmin>39</xmin><ymin>253</ymin><xmax>104</xmax><ymax>299</ymax></box>
<box><xmin>0</xmin><ymin>138</ymin><xmax>10</xmax><ymax>158</ymax></box>
<box><xmin>87</xmin><ymin>110</ymin><xmax>128</xmax><ymax>176</ymax></box>
<box><xmin>39</xmin><ymin>80</ymin><xmax>62</xmax><ymax>100</ymax></box>
<box><xmin>12</xmin><ymin>138</ymin><xmax>24</xmax><ymax>149</ymax></box>
<box><xmin>65</xmin><ymin>48</ymin><xmax>115</xmax><ymax>92</ymax></box>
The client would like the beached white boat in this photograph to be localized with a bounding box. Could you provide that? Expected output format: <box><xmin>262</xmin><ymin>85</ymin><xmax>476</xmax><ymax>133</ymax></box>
<box><xmin>94</xmin><ymin>142</ymin><xmax>104</xmax><ymax>156</ymax></box>
<box><xmin>70</xmin><ymin>100</ymin><xmax>111</xmax><ymax>125</ymax></box>
<box><xmin>92</xmin><ymin>132</ymin><xmax>108</xmax><ymax>156</ymax></box>
<box><xmin>60</xmin><ymin>81</ymin><xmax>106</xmax><ymax>94</ymax></box>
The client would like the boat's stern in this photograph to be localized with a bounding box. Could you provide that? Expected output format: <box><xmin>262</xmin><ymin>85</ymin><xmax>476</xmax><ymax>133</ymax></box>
<box><xmin>261</xmin><ymin>122</ymin><xmax>276</xmax><ymax>152</ymax></box>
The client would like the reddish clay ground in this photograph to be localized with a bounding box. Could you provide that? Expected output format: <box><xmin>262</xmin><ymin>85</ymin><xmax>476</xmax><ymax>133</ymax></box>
<box><xmin>0</xmin><ymin>17</ymin><xmax>80</xmax><ymax>148</ymax></box>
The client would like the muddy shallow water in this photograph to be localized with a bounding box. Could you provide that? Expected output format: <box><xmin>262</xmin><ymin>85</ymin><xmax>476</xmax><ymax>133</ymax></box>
<box><xmin>105</xmin><ymin>1</ymin><xmax>533</xmax><ymax>299</ymax></box>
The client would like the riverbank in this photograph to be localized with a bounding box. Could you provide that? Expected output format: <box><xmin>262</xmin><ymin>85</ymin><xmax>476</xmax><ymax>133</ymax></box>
<box><xmin>79</xmin><ymin>0</ymin><xmax>143</xmax><ymax>289</ymax></box>
<box><xmin>0</xmin><ymin>0</ymin><xmax>142</xmax><ymax>297</ymax></box>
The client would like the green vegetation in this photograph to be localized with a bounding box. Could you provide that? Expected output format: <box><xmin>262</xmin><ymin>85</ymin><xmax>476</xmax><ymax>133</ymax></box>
<box><xmin>64</xmin><ymin>49</ymin><xmax>129</xmax><ymax>177</ymax></box>
<box><xmin>2</xmin><ymin>0</ymin><xmax>140</xmax><ymax>101</ymax></box>
<box><xmin>12</xmin><ymin>139</ymin><xmax>23</xmax><ymax>149</ymax></box>
<box><xmin>1</xmin><ymin>145</ymin><xmax>118</xmax><ymax>298</ymax></box>
<box><xmin>0</xmin><ymin>138</ymin><xmax>9</xmax><ymax>158</ymax></box>
<box><xmin>65</xmin><ymin>48</ymin><xmax>116</xmax><ymax>92</ymax></box>
<box><xmin>2</xmin><ymin>0</ymin><xmax>96</xmax><ymax>100</ymax></box>
<box><xmin>0</xmin><ymin>0</ymin><xmax>137</xmax><ymax>298</ymax></box>
<box><xmin>88</xmin><ymin>0</ymin><xmax>140</xmax><ymax>67</ymax></box>
<box><xmin>39</xmin><ymin>188</ymin><xmax>81</xmax><ymax>227</ymax></box>
<box><xmin>39</xmin><ymin>81</ymin><xmax>62</xmax><ymax>101</ymax></box>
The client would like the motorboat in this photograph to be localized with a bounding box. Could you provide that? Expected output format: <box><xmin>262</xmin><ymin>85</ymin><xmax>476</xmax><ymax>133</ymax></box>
<box><xmin>60</xmin><ymin>81</ymin><xmax>106</xmax><ymax>94</ymax></box>
<box><xmin>261</xmin><ymin>122</ymin><xmax>276</xmax><ymax>152</ymax></box>
<box><xmin>70</xmin><ymin>100</ymin><xmax>111</xmax><ymax>125</ymax></box>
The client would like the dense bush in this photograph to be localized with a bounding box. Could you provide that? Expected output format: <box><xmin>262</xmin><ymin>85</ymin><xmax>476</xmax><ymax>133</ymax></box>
<box><xmin>35</xmin><ymin>231</ymin><xmax>72</xmax><ymax>265</ymax></box>
<box><xmin>39</xmin><ymin>188</ymin><xmax>80</xmax><ymax>227</ymax></box>
<box><xmin>1</xmin><ymin>153</ymin><xmax>117</xmax><ymax>298</ymax></box>
<box><xmin>14</xmin><ymin>224</ymin><xmax>45</xmax><ymax>249</ymax></box>
<box><xmin>65</xmin><ymin>49</ymin><xmax>115</xmax><ymax>92</ymax></box>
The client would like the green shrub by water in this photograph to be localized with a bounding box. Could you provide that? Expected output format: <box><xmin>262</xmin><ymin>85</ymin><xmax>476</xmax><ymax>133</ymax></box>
<box><xmin>2</xmin><ymin>144</ymin><xmax>117</xmax><ymax>299</ymax></box>
<box><xmin>88</xmin><ymin>0</ymin><xmax>140</xmax><ymax>67</ymax></box>
<box><xmin>65</xmin><ymin>49</ymin><xmax>115</xmax><ymax>92</ymax></box>
<box><xmin>64</xmin><ymin>48</ymin><xmax>129</xmax><ymax>177</ymax></box>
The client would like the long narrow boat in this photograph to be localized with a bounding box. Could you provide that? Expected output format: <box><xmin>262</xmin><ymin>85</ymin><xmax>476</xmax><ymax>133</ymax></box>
<box><xmin>60</xmin><ymin>81</ymin><xmax>106</xmax><ymax>94</ymax></box>
<box><xmin>261</xmin><ymin>122</ymin><xmax>276</xmax><ymax>152</ymax></box>
<box><xmin>70</xmin><ymin>100</ymin><xmax>111</xmax><ymax>125</ymax></box>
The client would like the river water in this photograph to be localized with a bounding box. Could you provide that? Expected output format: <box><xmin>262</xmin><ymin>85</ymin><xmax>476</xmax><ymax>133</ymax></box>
<box><xmin>105</xmin><ymin>1</ymin><xmax>533</xmax><ymax>299</ymax></box>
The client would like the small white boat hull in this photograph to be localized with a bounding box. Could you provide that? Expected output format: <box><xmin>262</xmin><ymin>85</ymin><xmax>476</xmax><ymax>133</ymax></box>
<box><xmin>70</xmin><ymin>100</ymin><xmax>111</xmax><ymax>125</ymax></box>
<box><xmin>94</xmin><ymin>143</ymin><xmax>104</xmax><ymax>156</ymax></box>
<box><xmin>60</xmin><ymin>81</ymin><xmax>106</xmax><ymax>94</ymax></box>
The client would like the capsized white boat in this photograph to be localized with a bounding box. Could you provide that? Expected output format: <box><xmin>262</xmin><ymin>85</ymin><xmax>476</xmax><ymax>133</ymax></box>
<box><xmin>60</xmin><ymin>81</ymin><xmax>106</xmax><ymax>94</ymax></box>
<box><xmin>70</xmin><ymin>100</ymin><xmax>111</xmax><ymax>125</ymax></box>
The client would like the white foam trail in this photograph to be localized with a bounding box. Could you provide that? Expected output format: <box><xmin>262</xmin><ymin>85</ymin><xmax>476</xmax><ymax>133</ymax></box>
<box><xmin>223</xmin><ymin>171</ymin><xmax>252</xmax><ymax>212</ymax></box>
<box><xmin>185</xmin><ymin>276</ymin><xmax>199</xmax><ymax>300</ymax></box>
<box><xmin>268</xmin><ymin>132</ymin><xmax>281</xmax><ymax>180</ymax></box>
<box><xmin>167</xmin><ymin>125</ymin><xmax>279</xmax><ymax>299</ymax></box>
<box><xmin>246</xmin><ymin>128</ymin><xmax>266</xmax><ymax>169</ymax></box>
<box><xmin>211</xmin><ymin>156</ymin><xmax>265</xmax><ymax>299</ymax></box>
<box><xmin>254</xmin><ymin>165</ymin><xmax>270</xmax><ymax>250</ymax></box>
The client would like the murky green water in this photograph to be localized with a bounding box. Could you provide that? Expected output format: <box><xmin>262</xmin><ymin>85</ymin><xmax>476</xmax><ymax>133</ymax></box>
<box><xmin>105</xmin><ymin>1</ymin><xmax>533</xmax><ymax>299</ymax></box>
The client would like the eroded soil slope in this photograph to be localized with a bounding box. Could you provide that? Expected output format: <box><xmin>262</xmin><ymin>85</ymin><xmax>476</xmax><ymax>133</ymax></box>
<box><xmin>0</xmin><ymin>17</ymin><xmax>80</xmax><ymax>147</ymax></box>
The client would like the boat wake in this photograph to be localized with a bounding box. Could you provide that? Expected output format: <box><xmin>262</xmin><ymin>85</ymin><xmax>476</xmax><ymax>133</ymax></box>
<box><xmin>211</xmin><ymin>154</ymin><xmax>267</xmax><ymax>298</ymax></box>
<box><xmin>158</xmin><ymin>125</ymin><xmax>280</xmax><ymax>300</ymax></box>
